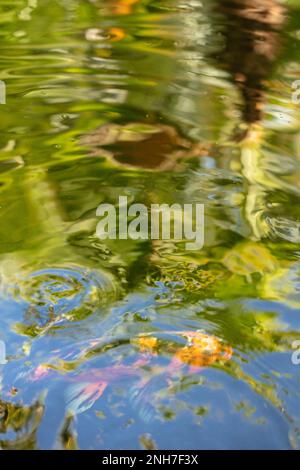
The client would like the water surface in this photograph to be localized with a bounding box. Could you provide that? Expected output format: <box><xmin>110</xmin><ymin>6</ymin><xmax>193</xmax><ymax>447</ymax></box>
<box><xmin>1</xmin><ymin>0</ymin><xmax>300</xmax><ymax>450</ymax></box>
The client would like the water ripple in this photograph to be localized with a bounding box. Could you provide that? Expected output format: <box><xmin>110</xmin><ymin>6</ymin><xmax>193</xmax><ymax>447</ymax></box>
<box><xmin>0</xmin><ymin>264</ymin><xmax>117</xmax><ymax>335</ymax></box>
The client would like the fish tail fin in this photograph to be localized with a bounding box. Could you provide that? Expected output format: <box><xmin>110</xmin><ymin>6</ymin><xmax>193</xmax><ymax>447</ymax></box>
<box><xmin>129</xmin><ymin>376</ymin><xmax>164</xmax><ymax>423</ymax></box>
<box><xmin>65</xmin><ymin>380</ymin><xmax>107</xmax><ymax>415</ymax></box>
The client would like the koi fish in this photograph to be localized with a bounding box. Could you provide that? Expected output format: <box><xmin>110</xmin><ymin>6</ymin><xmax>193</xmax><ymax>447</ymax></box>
<box><xmin>31</xmin><ymin>360</ymin><xmax>147</xmax><ymax>415</ymax></box>
<box><xmin>29</xmin><ymin>331</ymin><xmax>232</xmax><ymax>417</ymax></box>
<box><xmin>135</xmin><ymin>330</ymin><xmax>233</xmax><ymax>370</ymax></box>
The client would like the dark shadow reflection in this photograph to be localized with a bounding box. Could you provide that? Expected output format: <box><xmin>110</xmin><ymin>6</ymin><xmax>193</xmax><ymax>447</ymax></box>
<box><xmin>216</xmin><ymin>0</ymin><xmax>286</xmax><ymax>125</ymax></box>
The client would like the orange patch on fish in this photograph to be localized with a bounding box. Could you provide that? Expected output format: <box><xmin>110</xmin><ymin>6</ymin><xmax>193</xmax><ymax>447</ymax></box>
<box><xmin>137</xmin><ymin>331</ymin><xmax>233</xmax><ymax>368</ymax></box>
<box><xmin>112</xmin><ymin>0</ymin><xmax>140</xmax><ymax>15</ymax></box>
<box><xmin>136</xmin><ymin>336</ymin><xmax>158</xmax><ymax>355</ymax></box>
<box><xmin>174</xmin><ymin>332</ymin><xmax>232</xmax><ymax>367</ymax></box>
<box><xmin>108</xmin><ymin>27</ymin><xmax>126</xmax><ymax>42</ymax></box>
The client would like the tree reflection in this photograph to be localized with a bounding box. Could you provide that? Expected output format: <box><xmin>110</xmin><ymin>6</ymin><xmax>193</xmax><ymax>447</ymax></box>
<box><xmin>216</xmin><ymin>0</ymin><xmax>286</xmax><ymax>125</ymax></box>
<box><xmin>0</xmin><ymin>398</ymin><xmax>44</xmax><ymax>450</ymax></box>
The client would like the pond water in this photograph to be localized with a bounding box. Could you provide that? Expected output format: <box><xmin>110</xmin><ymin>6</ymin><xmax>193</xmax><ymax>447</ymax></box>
<box><xmin>0</xmin><ymin>0</ymin><xmax>300</xmax><ymax>450</ymax></box>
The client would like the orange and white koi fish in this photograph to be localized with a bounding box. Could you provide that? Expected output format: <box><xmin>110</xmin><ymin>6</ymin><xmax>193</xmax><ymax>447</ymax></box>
<box><xmin>29</xmin><ymin>331</ymin><xmax>232</xmax><ymax>416</ymax></box>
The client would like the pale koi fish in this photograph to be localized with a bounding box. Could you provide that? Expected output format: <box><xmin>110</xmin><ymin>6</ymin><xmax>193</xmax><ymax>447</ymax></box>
<box><xmin>29</xmin><ymin>331</ymin><xmax>232</xmax><ymax>417</ymax></box>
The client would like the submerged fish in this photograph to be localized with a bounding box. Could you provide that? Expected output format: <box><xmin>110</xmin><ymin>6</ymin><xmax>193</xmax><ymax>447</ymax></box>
<box><xmin>28</xmin><ymin>331</ymin><xmax>232</xmax><ymax>417</ymax></box>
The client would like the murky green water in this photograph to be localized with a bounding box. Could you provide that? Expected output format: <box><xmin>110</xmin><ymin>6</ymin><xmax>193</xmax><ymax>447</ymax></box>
<box><xmin>1</xmin><ymin>0</ymin><xmax>300</xmax><ymax>450</ymax></box>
